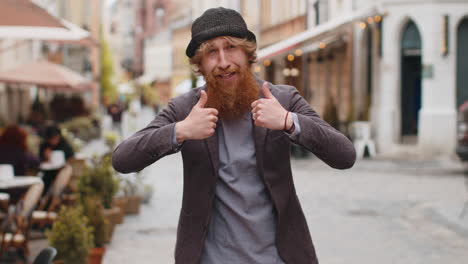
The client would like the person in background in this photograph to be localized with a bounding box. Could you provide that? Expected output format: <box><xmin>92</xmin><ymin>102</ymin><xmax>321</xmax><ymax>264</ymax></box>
<box><xmin>108</xmin><ymin>103</ymin><xmax>124</xmax><ymax>135</ymax></box>
<box><xmin>39</xmin><ymin>125</ymin><xmax>74</xmax><ymax>195</ymax></box>
<box><xmin>39</xmin><ymin>125</ymin><xmax>74</xmax><ymax>163</ymax></box>
<box><xmin>0</xmin><ymin>125</ymin><xmax>40</xmax><ymax>175</ymax></box>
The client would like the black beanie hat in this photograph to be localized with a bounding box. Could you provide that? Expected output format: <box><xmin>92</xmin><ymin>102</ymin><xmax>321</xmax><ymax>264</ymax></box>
<box><xmin>186</xmin><ymin>7</ymin><xmax>256</xmax><ymax>58</ymax></box>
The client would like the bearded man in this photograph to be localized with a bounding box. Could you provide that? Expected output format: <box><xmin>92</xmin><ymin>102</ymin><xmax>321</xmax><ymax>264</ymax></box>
<box><xmin>112</xmin><ymin>7</ymin><xmax>356</xmax><ymax>264</ymax></box>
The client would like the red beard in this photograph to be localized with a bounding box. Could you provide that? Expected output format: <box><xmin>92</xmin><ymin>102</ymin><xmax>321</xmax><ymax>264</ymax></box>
<box><xmin>204</xmin><ymin>65</ymin><xmax>259</xmax><ymax>120</ymax></box>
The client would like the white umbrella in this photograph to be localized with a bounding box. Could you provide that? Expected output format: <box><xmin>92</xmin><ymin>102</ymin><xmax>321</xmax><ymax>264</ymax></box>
<box><xmin>0</xmin><ymin>0</ymin><xmax>90</xmax><ymax>41</ymax></box>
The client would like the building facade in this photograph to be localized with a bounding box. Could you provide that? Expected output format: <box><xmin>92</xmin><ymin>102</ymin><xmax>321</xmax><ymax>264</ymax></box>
<box><xmin>140</xmin><ymin>0</ymin><xmax>173</xmax><ymax>106</ymax></box>
<box><xmin>256</xmin><ymin>0</ymin><xmax>468</xmax><ymax>157</ymax></box>
<box><xmin>356</xmin><ymin>0</ymin><xmax>468</xmax><ymax>156</ymax></box>
<box><xmin>112</xmin><ymin>0</ymin><xmax>468</xmax><ymax>157</ymax></box>
<box><xmin>107</xmin><ymin>0</ymin><xmax>137</xmax><ymax>80</ymax></box>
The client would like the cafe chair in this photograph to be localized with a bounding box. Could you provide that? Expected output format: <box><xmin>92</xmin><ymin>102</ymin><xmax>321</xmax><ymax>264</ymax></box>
<box><xmin>32</xmin><ymin>246</ymin><xmax>56</xmax><ymax>264</ymax></box>
<box><xmin>32</xmin><ymin>165</ymin><xmax>72</xmax><ymax>228</ymax></box>
<box><xmin>0</xmin><ymin>182</ymin><xmax>44</xmax><ymax>259</ymax></box>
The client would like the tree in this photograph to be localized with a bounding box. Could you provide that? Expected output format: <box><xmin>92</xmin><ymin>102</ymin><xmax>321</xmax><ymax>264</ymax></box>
<box><xmin>100</xmin><ymin>33</ymin><xmax>118</xmax><ymax>105</ymax></box>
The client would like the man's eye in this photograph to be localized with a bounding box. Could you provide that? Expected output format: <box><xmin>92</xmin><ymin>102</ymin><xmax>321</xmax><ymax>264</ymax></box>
<box><xmin>208</xmin><ymin>49</ymin><xmax>216</xmax><ymax>54</ymax></box>
<box><xmin>228</xmin><ymin>45</ymin><xmax>235</xmax><ymax>49</ymax></box>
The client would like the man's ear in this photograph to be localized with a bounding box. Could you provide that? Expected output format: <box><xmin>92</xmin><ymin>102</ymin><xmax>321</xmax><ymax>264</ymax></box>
<box><xmin>197</xmin><ymin>65</ymin><xmax>205</xmax><ymax>75</ymax></box>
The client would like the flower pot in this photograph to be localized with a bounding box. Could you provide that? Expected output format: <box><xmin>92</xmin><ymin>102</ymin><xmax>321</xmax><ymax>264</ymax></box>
<box><xmin>124</xmin><ymin>195</ymin><xmax>141</xmax><ymax>215</ymax></box>
<box><xmin>103</xmin><ymin>207</ymin><xmax>121</xmax><ymax>243</ymax></box>
<box><xmin>112</xmin><ymin>197</ymin><xmax>127</xmax><ymax>223</ymax></box>
<box><xmin>104</xmin><ymin>206</ymin><xmax>123</xmax><ymax>225</ymax></box>
<box><xmin>88</xmin><ymin>246</ymin><xmax>106</xmax><ymax>264</ymax></box>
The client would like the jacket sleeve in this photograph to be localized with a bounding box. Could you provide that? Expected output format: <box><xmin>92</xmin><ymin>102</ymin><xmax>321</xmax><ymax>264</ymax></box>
<box><xmin>287</xmin><ymin>88</ymin><xmax>356</xmax><ymax>169</ymax></box>
<box><xmin>112</xmin><ymin>99</ymin><xmax>183</xmax><ymax>173</ymax></box>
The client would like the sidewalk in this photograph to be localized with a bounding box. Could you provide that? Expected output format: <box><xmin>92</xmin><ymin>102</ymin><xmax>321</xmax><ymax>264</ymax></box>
<box><xmin>103</xmin><ymin>154</ymin><xmax>468</xmax><ymax>264</ymax></box>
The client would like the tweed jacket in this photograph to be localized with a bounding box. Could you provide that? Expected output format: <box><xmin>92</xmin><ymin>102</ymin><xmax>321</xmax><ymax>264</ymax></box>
<box><xmin>112</xmin><ymin>79</ymin><xmax>356</xmax><ymax>264</ymax></box>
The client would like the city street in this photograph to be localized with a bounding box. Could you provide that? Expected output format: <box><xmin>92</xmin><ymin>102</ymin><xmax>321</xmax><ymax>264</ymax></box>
<box><xmin>104</xmin><ymin>151</ymin><xmax>468</xmax><ymax>264</ymax></box>
<box><xmin>1</xmin><ymin>1</ymin><xmax>468</xmax><ymax>264</ymax></box>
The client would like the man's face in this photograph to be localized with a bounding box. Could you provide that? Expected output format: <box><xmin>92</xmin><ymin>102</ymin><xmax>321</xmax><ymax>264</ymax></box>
<box><xmin>199</xmin><ymin>37</ymin><xmax>249</xmax><ymax>84</ymax></box>
<box><xmin>197</xmin><ymin>37</ymin><xmax>259</xmax><ymax>120</ymax></box>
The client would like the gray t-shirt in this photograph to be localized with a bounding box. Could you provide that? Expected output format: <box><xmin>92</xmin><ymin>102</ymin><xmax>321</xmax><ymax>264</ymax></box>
<box><xmin>200</xmin><ymin>112</ymin><xmax>300</xmax><ymax>264</ymax></box>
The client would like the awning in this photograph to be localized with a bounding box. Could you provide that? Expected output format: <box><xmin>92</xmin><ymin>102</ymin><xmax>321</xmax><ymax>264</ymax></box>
<box><xmin>257</xmin><ymin>7</ymin><xmax>380</xmax><ymax>60</ymax></box>
<box><xmin>0</xmin><ymin>59</ymin><xmax>93</xmax><ymax>91</ymax></box>
<box><xmin>0</xmin><ymin>0</ymin><xmax>90</xmax><ymax>41</ymax></box>
<box><xmin>0</xmin><ymin>0</ymin><xmax>64</xmax><ymax>28</ymax></box>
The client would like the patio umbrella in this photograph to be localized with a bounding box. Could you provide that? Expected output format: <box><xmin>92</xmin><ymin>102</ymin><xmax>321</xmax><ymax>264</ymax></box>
<box><xmin>0</xmin><ymin>59</ymin><xmax>92</xmax><ymax>91</ymax></box>
<box><xmin>0</xmin><ymin>0</ymin><xmax>90</xmax><ymax>41</ymax></box>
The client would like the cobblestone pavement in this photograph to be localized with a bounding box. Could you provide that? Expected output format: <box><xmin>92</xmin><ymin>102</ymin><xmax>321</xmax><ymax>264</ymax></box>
<box><xmin>104</xmin><ymin>150</ymin><xmax>468</xmax><ymax>264</ymax></box>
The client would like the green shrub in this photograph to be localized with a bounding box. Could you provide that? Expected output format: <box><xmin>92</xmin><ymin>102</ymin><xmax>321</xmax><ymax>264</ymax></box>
<box><xmin>60</xmin><ymin>116</ymin><xmax>100</xmax><ymax>141</ymax></box>
<box><xmin>81</xmin><ymin>195</ymin><xmax>108</xmax><ymax>248</ymax></box>
<box><xmin>47</xmin><ymin>207</ymin><xmax>94</xmax><ymax>264</ymax></box>
<box><xmin>78</xmin><ymin>154</ymin><xmax>119</xmax><ymax>209</ymax></box>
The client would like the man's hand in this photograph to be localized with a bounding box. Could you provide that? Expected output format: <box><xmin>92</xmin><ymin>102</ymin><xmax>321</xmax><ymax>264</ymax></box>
<box><xmin>251</xmin><ymin>82</ymin><xmax>293</xmax><ymax>131</ymax></box>
<box><xmin>175</xmin><ymin>90</ymin><xmax>219</xmax><ymax>143</ymax></box>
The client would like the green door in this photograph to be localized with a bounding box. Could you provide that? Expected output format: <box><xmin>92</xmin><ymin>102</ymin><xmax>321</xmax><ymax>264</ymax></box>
<box><xmin>401</xmin><ymin>20</ymin><xmax>422</xmax><ymax>136</ymax></box>
<box><xmin>457</xmin><ymin>18</ymin><xmax>468</xmax><ymax>108</ymax></box>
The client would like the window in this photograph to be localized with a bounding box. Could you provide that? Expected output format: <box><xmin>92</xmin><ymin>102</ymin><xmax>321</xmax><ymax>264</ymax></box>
<box><xmin>314</xmin><ymin>0</ymin><xmax>329</xmax><ymax>25</ymax></box>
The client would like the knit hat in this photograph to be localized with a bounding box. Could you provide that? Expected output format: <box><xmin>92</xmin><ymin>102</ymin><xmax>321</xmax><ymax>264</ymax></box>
<box><xmin>186</xmin><ymin>7</ymin><xmax>256</xmax><ymax>58</ymax></box>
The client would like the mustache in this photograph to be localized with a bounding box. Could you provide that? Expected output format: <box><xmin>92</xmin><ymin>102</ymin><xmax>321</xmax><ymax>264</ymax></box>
<box><xmin>212</xmin><ymin>67</ymin><xmax>239</xmax><ymax>76</ymax></box>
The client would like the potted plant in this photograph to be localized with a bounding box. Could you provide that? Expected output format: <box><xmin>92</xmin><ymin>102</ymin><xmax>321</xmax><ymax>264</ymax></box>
<box><xmin>46</xmin><ymin>206</ymin><xmax>94</xmax><ymax>264</ymax></box>
<box><xmin>81</xmin><ymin>195</ymin><xmax>108</xmax><ymax>264</ymax></box>
<box><xmin>78</xmin><ymin>153</ymin><xmax>121</xmax><ymax>240</ymax></box>
<box><xmin>119</xmin><ymin>172</ymin><xmax>143</xmax><ymax>215</ymax></box>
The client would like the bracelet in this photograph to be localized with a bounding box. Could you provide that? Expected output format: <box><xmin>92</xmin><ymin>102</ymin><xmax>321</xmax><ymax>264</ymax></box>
<box><xmin>283</xmin><ymin>111</ymin><xmax>290</xmax><ymax>131</ymax></box>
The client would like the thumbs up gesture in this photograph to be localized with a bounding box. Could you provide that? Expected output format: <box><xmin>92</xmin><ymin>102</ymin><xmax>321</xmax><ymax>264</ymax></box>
<box><xmin>175</xmin><ymin>90</ymin><xmax>219</xmax><ymax>143</ymax></box>
<box><xmin>251</xmin><ymin>82</ymin><xmax>293</xmax><ymax>131</ymax></box>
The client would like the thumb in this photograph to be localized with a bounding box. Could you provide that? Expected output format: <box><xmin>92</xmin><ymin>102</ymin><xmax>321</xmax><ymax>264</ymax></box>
<box><xmin>262</xmin><ymin>82</ymin><xmax>273</xmax><ymax>99</ymax></box>
<box><xmin>196</xmin><ymin>90</ymin><xmax>208</xmax><ymax>108</ymax></box>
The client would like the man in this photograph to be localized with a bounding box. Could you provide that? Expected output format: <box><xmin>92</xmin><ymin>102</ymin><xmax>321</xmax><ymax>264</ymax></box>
<box><xmin>112</xmin><ymin>7</ymin><xmax>356</xmax><ymax>264</ymax></box>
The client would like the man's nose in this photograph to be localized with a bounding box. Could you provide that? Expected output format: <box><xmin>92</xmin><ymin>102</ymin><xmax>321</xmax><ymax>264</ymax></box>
<box><xmin>217</xmin><ymin>51</ymin><xmax>231</xmax><ymax>70</ymax></box>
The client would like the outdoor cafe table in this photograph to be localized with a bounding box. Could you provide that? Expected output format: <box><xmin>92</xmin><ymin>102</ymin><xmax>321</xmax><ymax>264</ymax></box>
<box><xmin>0</xmin><ymin>176</ymin><xmax>43</xmax><ymax>204</ymax></box>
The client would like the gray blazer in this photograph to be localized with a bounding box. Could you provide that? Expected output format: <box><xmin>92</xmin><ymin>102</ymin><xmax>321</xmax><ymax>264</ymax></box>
<box><xmin>112</xmin><ymin>79</ymin><xmax>356</xmax><ymax>264</ymax></box>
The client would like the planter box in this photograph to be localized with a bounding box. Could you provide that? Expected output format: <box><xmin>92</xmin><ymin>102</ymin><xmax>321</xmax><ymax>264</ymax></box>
<box><xmin>113</xmin><ymin>195</ymin><xmax>141</xmax><ymax>216</ymax></box>
<box><xmin>124</xmin><ymin>195</ymin><xmax>141</xmax><ymax>215</ymax></box>
<box><xmin>103</xmin><ymin>207</ymin><xmax>122</xmax><ymax>243</ymax></box>
<box><xmin>112</xmin><ymin>197</ymin><xmax>126</xmax><ymax>223</ymax></box>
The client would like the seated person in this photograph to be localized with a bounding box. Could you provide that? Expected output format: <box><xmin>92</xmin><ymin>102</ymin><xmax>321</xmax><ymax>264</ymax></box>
<box><xmin>0</xmin><ymin>125</ymin><xmax>40</xmax><ymax>175</ymax></box>
<box><xmin>39</xmin><ymin>125</ymin><xmax>74</xmax><ymax>162</ymax></box>
<box><xmin>39</xmin><ymin>125</ymin><xmax>74</xmax><ymax>195</ymax></box>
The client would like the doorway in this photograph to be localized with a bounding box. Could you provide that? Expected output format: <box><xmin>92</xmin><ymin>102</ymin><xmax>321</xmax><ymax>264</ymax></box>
<box><xmin>400</xmin><ymin>20</ymin><xmax>422</xmax><ymax>141</ymax></box>
<box><xmin>457</xmin><ymin>18</ymin><xmax>468</xmax><ymax>108</ymax></box>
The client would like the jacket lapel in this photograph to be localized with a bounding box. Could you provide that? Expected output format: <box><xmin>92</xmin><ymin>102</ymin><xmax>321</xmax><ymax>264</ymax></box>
<box><xmin>254</xmin><ymin>122</ymin><xmax>267</xmax><ymax>174</ymax></box>
<box><xmin>205</xmin><ymin>129</ymin><xmax>219</xmax><ymax>176</ymax></box>
<box><xmin>254</xmin><ymin>78</ymin><xmax>268</xmax><ymax>175</ymax></box>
